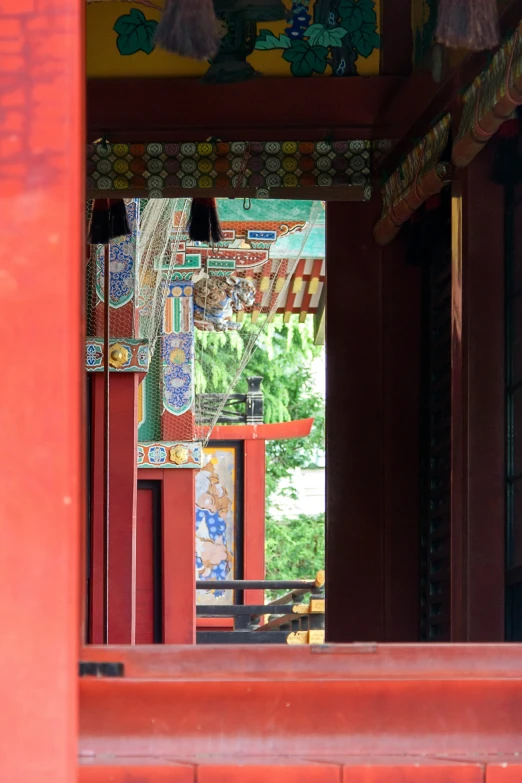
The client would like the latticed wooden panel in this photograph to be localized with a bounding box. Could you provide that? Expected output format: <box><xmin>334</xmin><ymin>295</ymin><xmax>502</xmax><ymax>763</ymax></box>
<box><xmin>419</xmin><ymin>196</ymin><xmax>452</xmax><ymax>642</ymax></box>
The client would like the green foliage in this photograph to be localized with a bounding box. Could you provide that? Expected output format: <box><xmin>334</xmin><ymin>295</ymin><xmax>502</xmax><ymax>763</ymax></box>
<box><xmin>114</xmin><ymin>9</ymin><xmax>158</xmax><ymax>56</ymax></box>
<box><xmin>283</xmin><ymin>41</ymin><xmax>328</xmax><ymax>77</ymax></box>
<box><xmin>254</xmin><ymin>0</ymin><xmax>379</xmax><ymax>75</ymax></box>
<box><xmin>255</xmin><ymin>30</ymin><xmax>292</xmax><ymax>50</ymax></box>
<box><xmin>307</xmin><ymin>24</ymin><xmax>348</xmax><ymax>48</ymax></box>
<box><xmin>195</xmin><ymin>315</ymin><xmax>325</xmax><ymax>503</ymax></box>
<box><xmin>265</xmin><ymin>513</ymin><xmax>325</xmax><ymax>588</ymax></box>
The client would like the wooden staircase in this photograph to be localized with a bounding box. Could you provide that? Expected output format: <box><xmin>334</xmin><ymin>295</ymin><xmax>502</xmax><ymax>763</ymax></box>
<box><xmin>79</xmin><ymin>644</ymin><xmax>522</xmax><ymax>781</ymax></box>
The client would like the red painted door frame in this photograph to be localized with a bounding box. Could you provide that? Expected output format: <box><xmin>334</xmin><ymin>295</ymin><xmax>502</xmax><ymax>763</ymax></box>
<box><xmin>0</xmin><ymin>0</ymin><xmax>84</xmax><ymax>779</ymax></box>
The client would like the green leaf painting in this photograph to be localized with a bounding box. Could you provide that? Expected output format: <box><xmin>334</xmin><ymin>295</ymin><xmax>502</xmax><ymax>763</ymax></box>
<box><xmin>255</xmin><ymin>29</ymin><xmax>292</xmax><ymax>50</ymax></box>
<box><xmin>254</xmin><ymin>0</ymin><xmax>379</xmax><ymax>76</ymax></box>
<box><xmin>283</xmin><ymin>40</ymin><xmax>328</xmax><ymax>77</ymax></box>
<box><xmin>353</xmin><ymin>23</ymin><xmax>380</xmax><ymax>57</ymax></box>
<box><xmin>114</xmin><ymin>8</ymin><xmax>158</xmax><ymax>56</ymax></box>
<box><xmin>307</xmin><ymin>24</ymin><xmax>348</xmax><ymax>48</ymax></box>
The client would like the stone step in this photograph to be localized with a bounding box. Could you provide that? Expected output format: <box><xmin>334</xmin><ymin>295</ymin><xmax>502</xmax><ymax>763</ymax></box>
<box><xmin>79</xmin><ymin>755</ymin><xmax>522</xmax><ymax>782</ymax></box>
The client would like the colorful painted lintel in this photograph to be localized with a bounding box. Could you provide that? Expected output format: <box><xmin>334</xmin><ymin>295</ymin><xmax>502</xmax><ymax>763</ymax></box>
<box><xmin>138</xmin><ymin>441</ymin><xmax>202</xmax><ymax>468</ymax></box>
<box><xmin>85</xmin><ymin>338</ymin><xmax>150</xmax><ymax>372</ymax></box>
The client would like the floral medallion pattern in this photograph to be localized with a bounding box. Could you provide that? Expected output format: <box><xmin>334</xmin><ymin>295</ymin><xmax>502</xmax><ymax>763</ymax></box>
<box><xmin>86</xmin><ymin>141</ymin><xmax>372</xmax><ymax>199</ymax></box>
<box><xmin>138</xmin><ymin>441</ymin><xmax>202</xmax><ymax>468</ymax></box>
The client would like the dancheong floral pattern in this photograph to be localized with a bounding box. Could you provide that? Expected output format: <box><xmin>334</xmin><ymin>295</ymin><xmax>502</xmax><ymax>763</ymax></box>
<box><xmin>86</xmin><ymin>141</ymin><xmax>372</xmax><ymax>199</ymax></box>
<box><xmin>161</xmin><ymin>332</ymin><xmax>194</xmax><ymax>416</ymax></box>
<box><xmin>94</xmin><ymin>199</ymin><xmax>139</xmax><ymax>307</ymax></box>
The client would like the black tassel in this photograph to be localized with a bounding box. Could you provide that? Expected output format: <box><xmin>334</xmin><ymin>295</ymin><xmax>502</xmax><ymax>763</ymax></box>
<box><xmin>88</xmin><ymin>199</ymin><xmax>131</xmax><ymax>245</ymax></box>
<box><xmin>155</xmin><ymin>0</ymin><xmax>220</xmax><ymax>59</ymax></box>
<box><xmin>88</xmin><ymin>199</ymin><xmax>111</xmax><ymax>245</ymax></box>
<box><xmin>109</xmin><ymin>199</ymin><xmax>131</xmax><ymax>239</ymax></box>
<box><xmin>188</xmin><ymin>198</ymin><xmax>223</xmax><ymax>243</ymax></box>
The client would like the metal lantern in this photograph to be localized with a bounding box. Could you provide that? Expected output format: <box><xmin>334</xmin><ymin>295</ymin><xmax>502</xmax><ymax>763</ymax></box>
<box><xmin>203</xmin><ymin>17</ymin><xmax>260</xmax><ymax>83</ymax></box>
<box><xmin>214</xmin><ymin>0</ymin><xmax>286</xmax><ymax>21</ymax></box>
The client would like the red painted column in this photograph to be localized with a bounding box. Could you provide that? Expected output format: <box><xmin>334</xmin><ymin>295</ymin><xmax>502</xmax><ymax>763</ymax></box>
<box><xmin>451</xmin><ymin>148</ymin><xmax>505</xmax><ymax>641</ymax></box>
<box><xmin>244</xmin><ymin>439</ymin><xmax>266</xmax><ymax>606</ymax></box>
<box><xmin>326</xmin><ymin>201</ymin><xmax>386</xmax><ymax>642</ymax></box>
<box><xmin>326</xmin><ymin>201</ymin><xmax>422</xmax><ymax>642</ymax></box>
<box><xmin>381</xmin><ymin>233</ymin><xmax>421</xmax><ymax>641</ymax></box>
<box><xmin>0</xmin><ymin>0</ymin><xmax>83</xmax><ymax>779</ymax></box>
<box><xmin>90</xmin><ymin>374</ymin><xmax>139</xmax><ymax>644</ymax></box>
<box><xmin>163</xmin><ymin>469</ymin><xmax>196</xmax><ymax>644</ymax></box>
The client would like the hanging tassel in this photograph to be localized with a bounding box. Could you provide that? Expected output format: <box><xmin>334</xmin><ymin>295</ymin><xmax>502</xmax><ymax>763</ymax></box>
<box><xmin>88</xmin><ymin>199</ymin><xmax>111</xmax><ymax>245</ymax></box>
<box><xmin>109</xmin><ymin>199</ymin><xmax>131</xmax><ymax>240</ymax></box>
<box><xmin>155</xmin><ymin>0</ymin><xmax>220</xmax><ymax>59</ymax></box>
<box><xmin>436</xmin><ymin>0</ymin><xmax>499</xmax><ymax>51</ymax></box>
<box><xmin>188</xmin><ymin>198</ymin><xmax>223</xmax><ymax>243</ymax></box>
<box><xmin>88</xmin><ymin>199</ymin><xmax>131</xmax><ymax>244</ymax></box>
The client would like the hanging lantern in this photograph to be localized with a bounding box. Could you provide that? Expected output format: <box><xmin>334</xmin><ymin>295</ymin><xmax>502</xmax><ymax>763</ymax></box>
<box><xmin>214</xmin><ymin>0</ymin><xmax>286</xmax><ymax>21</ymax></box>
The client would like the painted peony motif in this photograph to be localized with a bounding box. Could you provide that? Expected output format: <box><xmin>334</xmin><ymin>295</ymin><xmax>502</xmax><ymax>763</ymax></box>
<box><xmin>195</xmin><ymin>459</ymin><xmax>234</xmax><ymax>601</ymax></box>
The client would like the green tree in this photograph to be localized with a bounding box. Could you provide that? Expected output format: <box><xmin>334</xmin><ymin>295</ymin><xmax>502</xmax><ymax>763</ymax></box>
<box><xmin>265</xmin><ymin>513</ymin><xmax>325</xmax><ymax>584</ymax></box>
<box><xmin>195</xmin><ymin>314</ymin><xmax>325</xmax><ymax>504</ymax></box>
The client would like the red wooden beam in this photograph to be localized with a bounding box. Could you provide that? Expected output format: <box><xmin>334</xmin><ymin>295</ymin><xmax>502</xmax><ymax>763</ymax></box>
<box><xmin>87</xmin><ymin>76</ymin><xmax>404</xmax><ymax>143</ymax></box>
<box><xmin>201</xmin><ymin>418</ymin><xmax>314</xmax><ymax>442</ymax></box>
<box><xmin>0</xmin><ymin>0</ymin><xmax>83</xmax><ymax>778</ymax></box>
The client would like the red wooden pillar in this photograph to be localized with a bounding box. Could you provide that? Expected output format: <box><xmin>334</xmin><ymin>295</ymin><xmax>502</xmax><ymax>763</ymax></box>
<box><xmin>163</xmin><ymin>469</ymin><xmax>196</xmax><ymax>644</ymax></box>
<box><xmin>0</xmin><ymin>0</ymin><xmax>83</xmax><ymax>779</ymax></box>
<box><xmin>326</xmin><ymin>200</ymin><xmax>386</xmax><ymax>642</ymax></box>
<box><xmin>326</xmin><ymin>201</ymin><xmax>421</xmax><ymax>642</ymax></box>
<box><xmin>244</xmin><ymin>439</ymin><xmax>266</xmax><ymax>606</ymax></box>
<box><xmin>450</xmin><ymin>148</ymin><xmax>505</xmax><ymax>641</ymax></box>
<box><xmin>381</xmin><ymin>232</ymin><xmax>421</xmax><ymax>641</ymax></box>
<box><xmin>90</xmin><ymin>374</ymin><xmax>139</xmax><ymax>644</ymax></box>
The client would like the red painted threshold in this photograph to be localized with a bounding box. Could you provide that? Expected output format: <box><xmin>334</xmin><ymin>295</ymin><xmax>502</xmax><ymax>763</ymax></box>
<box><xmin>80</xmin><ymin>644</ymin><xmax>522</xmax><ymax>759</ymax></box>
